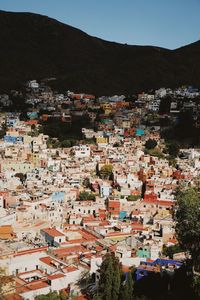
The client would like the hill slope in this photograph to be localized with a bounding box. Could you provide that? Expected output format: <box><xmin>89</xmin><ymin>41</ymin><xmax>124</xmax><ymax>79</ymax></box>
<box><xmin>0</xmin><ymin>10</ymin><xmax>199</xmax><ymax>94</ymax></box>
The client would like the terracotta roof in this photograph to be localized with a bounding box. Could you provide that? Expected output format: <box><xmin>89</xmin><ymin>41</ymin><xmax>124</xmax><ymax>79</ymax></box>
<box><xmin>63</xmin><ymin>266</ymin><xmax>78</xmax><ymax>272</ymax></box>
<box><xmin>14</xmin><ymin>246</ymin><xmax>48</xmax><ymax>257</ymax></box>
<box><xmin>5</xmin><ymin>293</ymin><xmax>23</xmax><ymax>300</ymax></box>
<box><xmin>17</xmin><ymin>280</ymin><xmax>49</xmax><ymax>293</ymax></box>
<box><xmin>48</xmin><ymin>273</ymin><xmax>65</xmax><ymax>280</ymax></box>
<box><xmin>142</xmin><ymin>198</ymin><xmax>175</xmax><ymax>207</ymax></box>
<box><xmin>39</xmin><ymin>256</ymin><xmax>58</xmax><ymax>267</ymax></box>
<box><xmin>42</xmin><ymin>227</ymin><xmax>65</xmax><ymax>237</ymax></box>
<box><xmin>122</xmin><ymin>265</ymin><xmax>131</xmax><ymax>273</ymax></box>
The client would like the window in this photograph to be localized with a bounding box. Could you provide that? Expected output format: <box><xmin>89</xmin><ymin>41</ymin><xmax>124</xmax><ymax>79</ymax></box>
<box><xmin>36</xmin><ymin>265</ymin><xmax>38</xmax><ymax>270</ymax></box>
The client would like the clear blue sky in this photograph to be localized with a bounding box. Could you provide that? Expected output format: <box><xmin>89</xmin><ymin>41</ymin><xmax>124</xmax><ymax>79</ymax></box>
<box><xmin>1</xmin><ymin>0</ymin><xmax>200</xmax><ymax>49</ymax></box>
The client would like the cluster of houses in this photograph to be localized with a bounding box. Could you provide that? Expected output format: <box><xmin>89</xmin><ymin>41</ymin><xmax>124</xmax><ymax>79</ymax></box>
<box><xmin>0</xmin><ymin>81</ymin><xmax>199</xmax><ymax>299</ymax></box>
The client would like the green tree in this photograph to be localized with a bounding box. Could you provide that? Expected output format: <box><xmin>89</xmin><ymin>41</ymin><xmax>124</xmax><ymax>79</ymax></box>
<box><xmin>175</xmin><ymin>188</ymin><xmax>200</xmax><ymax>271</ymax></box>
<box><xmin>83</xmin><ymin>177</ymin><xmax>91</xmax><ymax>188</ymax></box>
<box><xmin>60</xmin><ymin>140</ymin><xmax>72</xmax><ymax>148</ymax></box>
<box><xmin>100</xmin><ymin>255</ymin><xmax>113</xmax><ymax>300</ymax></box>
<box><xmin>59</xmin><ymin>289</ymin><xmax>69</xmax><ymax>300</ymax></box>
<box><xmin>192</xmin><ymin>275</ymin><xmax>200</xmax><ymax>299</ymax></box>
<box><xmin>166</xmin><ymin>142</ymin><xmax>180</xmax><ymax>158</ymax></box>
<box><xmin>112</xmin><ymin>256</ymin><xmax>121</xmax><ymax>300</ymax></box>
<box><xmin>15</xmin><ymin>173</ymin><xmax>26</xmax><ymax>183</ymax></box>
<box><xmin>127</xmin><ymin>195</ymin><xmax>140</xmax><ymax>201</ymax></box>
<box><xmin>145</xmin><ymin>139</ymin><xmax>157</xmax><ymax>150</ymax></box>
<box><xmin>92</xmin><ymin>296</ymin><xmax>102</xmax><ymax>300</ymax></box>
<box><xmin>99</xmin><ymin>164</ymin><xmax>113</xmax><ymax>180</ymax></box>
<box><xmin>113</xmin><ymin>142</ymin><xmax>120</xmax><ymax>147</ymax></box>
<box><xmin>99</xmin><ymin>254</ymin><xmax>121</xmax><ymax>300</ymax></box>
<box><xmin>35</xmin><ymin>291</ymin><xmax>60</xmax><ymax>300</ymax></box>
<box><xmin>159</xmin><ymin>96</ymin><xmax>172</xmax><ymax>114</ymax></box>
<box><xmin>0</xmin><ymin>122</ymin><xmax>7</xmax><ymax>139</ymax></box>
<box><xmin>162</xmin><ymin>244</ymin><xmax>184</xmax><ymax>259</ymax></box>
<box><xmin>31</xmin><ymin>124</ymin><xmax>36</xmax><ymax>131</ymax></box>
<box><xmin>123</xmin><ymin>272</ymin><xmax>134</xmax><ymax>300</ymax></box>
<box><xmin>79</xmin><ymin>191</ymin><xmax>95</xmax><ymax>201</ymax></box>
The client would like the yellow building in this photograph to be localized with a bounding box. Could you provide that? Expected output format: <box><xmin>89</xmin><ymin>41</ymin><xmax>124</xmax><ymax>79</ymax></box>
<box><xmin>96</xmin><ymin>137</ymin><xmax>108</xmax><ymax>145</ymax></box>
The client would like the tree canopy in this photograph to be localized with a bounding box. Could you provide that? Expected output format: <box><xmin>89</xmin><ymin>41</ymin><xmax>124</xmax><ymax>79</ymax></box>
<box><xmin>166</xmin><ymin>142</ymin><xmax>180</xmax><ymax>158</ymax></box>
<box><xmin>99</xmin><ymin>164</ymin><xmax>113</xmax><ymax>180</ymax></box>
<box><xmin>35</xmin><ymin>291</ymin><xmax>62</xmax><ymax>300</ymax></box>
<box><xmin>175</xmin><ymin>188</ymin><xmax>200</xmax><ymax>271</ymax></box>
<box><xmin>79</xmin><ymin>191</ymin><xmax>95</xmax><ymax>201</ymax></box>
<box><xmin>145</xmin><ymin>139</ymin><xmax>157</xmax><ymax>150</ymax></box>
<box><xmin>96</xmin><ymin>253</ymin><xmax>135</xmax><ymax>300</ymax></box>
<box><xmin>98</xmin><ymin>254</ymin><xmax>122</xmax><ymax>300</ymax></box>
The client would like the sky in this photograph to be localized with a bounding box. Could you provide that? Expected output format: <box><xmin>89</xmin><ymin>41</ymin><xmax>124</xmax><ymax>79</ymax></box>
<box><xmin>0</xmin><ymin>0</ymin><xmax>200</xmax><ymax>49</ymax></box>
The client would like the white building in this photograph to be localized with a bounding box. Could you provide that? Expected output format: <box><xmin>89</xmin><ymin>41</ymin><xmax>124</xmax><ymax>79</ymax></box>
<box><xmin>74</xmin><ymin>145</ymin><xmax>91</xmax><ymax>158</ymax></box>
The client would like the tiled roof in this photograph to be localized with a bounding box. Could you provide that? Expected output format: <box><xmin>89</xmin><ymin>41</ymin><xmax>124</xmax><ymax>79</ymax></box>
<box><xmin>42</xmin><ymin>227</ymin><xmax>65</xmax><ymax>237</ymax></box>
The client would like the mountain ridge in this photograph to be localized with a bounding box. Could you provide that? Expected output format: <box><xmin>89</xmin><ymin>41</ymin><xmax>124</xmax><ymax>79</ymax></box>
<box><xmin>0</xmin><ymin>10</ymin><xmax>200</xmax><ymax>95</ymax></box>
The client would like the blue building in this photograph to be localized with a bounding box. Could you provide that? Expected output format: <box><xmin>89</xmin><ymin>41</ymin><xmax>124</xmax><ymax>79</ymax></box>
<box><xmin>27</xmin><ymin>112</ymin><xmax>38</xmax><ymax>119</ymax></box>
<box><xmin>135</xmin><ymin>258</ymin><xmax>183</xmax><ymax>281</ymax></box>
<box><xmin>4</xmin><ymin>135</ymin><xmax>23</xmax><ymax>143</ymax></box>
<box><xmin>136</xmin><ymin>129</ymin><xmax>145</xmax><ymax>137</ymax></box>
<box><xmin>6</xmin><ymin>118</ymin><xmax>18</xmax><ymax>127</ymax></box>
<box><xmin>119</xmin><ymin>211</ymin><xmax>127</xmax><ymax>220</ymax></box>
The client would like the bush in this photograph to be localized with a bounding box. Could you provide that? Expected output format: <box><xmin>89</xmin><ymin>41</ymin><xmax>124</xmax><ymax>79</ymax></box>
<box><xmin>162</xmin><ymin>244</ymin><xmax>184</xmax><ymax>259</ymax></box>
<box><xmin>99</xmin><ymin>164</ymin><xmax>113</xmax><ymax>180</ymax></box>
<box><xmin>79</xmin><ymin>191</ymin><xmax>95</xmax><ymax>201</ymax></box>
<box><xmin>145</xmin><ymin>148</ymin><xmax>164</xmax><ymax>159</ymax></box>
<box><xmin>127</xmin><ymin>195</ymin><xmax>140</xmax><ymax>201</ymax></box>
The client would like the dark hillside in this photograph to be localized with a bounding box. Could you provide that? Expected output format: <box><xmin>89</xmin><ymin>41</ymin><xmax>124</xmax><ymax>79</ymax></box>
<box><xmin>0</xmin><ymin>11</ymin><xmax>199</xmax><ymax>94</ymax></box>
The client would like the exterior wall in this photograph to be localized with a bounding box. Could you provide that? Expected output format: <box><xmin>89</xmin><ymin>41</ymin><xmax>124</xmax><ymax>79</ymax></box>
<box><xmin>41</xmin><ymin>231</ymin><xmax>65</xmax><ymax>246</ymax></box>
<box><xmin>1</xmin><ymin>251</ymin><xmax>47</xmax><ymax>275</ymax></box>
<box><xmin>74</xmin><ymin>145</ymin><xmax>90</xmax><ymax>158</ymax></box>
<box><xmin>120</xmin><ymin>257</ymin><xmax>147</xmax><ymax>267</ymax></box>
<box><xmin>39</xmin><ymin>262</ymin><xmax>55</xmax><ymax>274</ymax></box>
<box><xmin>90</xmin><ymin>257</ymin><xmax>102</xmax><ymax>274</ymax></box>
<box><xmin>20</xmin><ymin>286</ymin><xmax>50</xmax><ymax>300</ymax></box>
<box><xmin>54</xmin><ymin>235</ymin><xmax>66</xmax><ymax>245</ymax></box>
<box><xmin>1</xmin><ymin>161</ymin><xmax>34</xmax><ymax>173</ymax></box>
<box><xmin>136</xmin><ymin>248</ymin><xmax>151</xmax><ymax>259</ymax></box>
<box><xmin>100</xmin><ymin>185</ymin><xmax>112</xmax><ymax>197</ymax></box>
<box><xmin>51</xmin><ymin>191</ymin><xmax>65</xmax><ymax>202</ymax></box>
<box><xmin>0</xmin><ymin>196</ymin><xmax>4</xmax><ymax>208</ymax></box>
<box><xmin>50</xmin><ymin>271</ymin><xmax>80</xmax><ymax>290</ymax></box>
<box><xmin>73</xmin><ymin>204</ymin><xmax>98</xmax><ymax>215</ymax></box>
<box><xmin>0</xmin><ymin>212</ymin><xmax>16</xmax><ymax>226</ymax></box>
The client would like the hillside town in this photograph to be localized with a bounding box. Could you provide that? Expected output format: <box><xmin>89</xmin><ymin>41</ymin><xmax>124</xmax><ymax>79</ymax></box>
<box><xmin>0</xmin><ymin>80</ymin><xmax>200</xmax><ymax>299</ymax></box>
